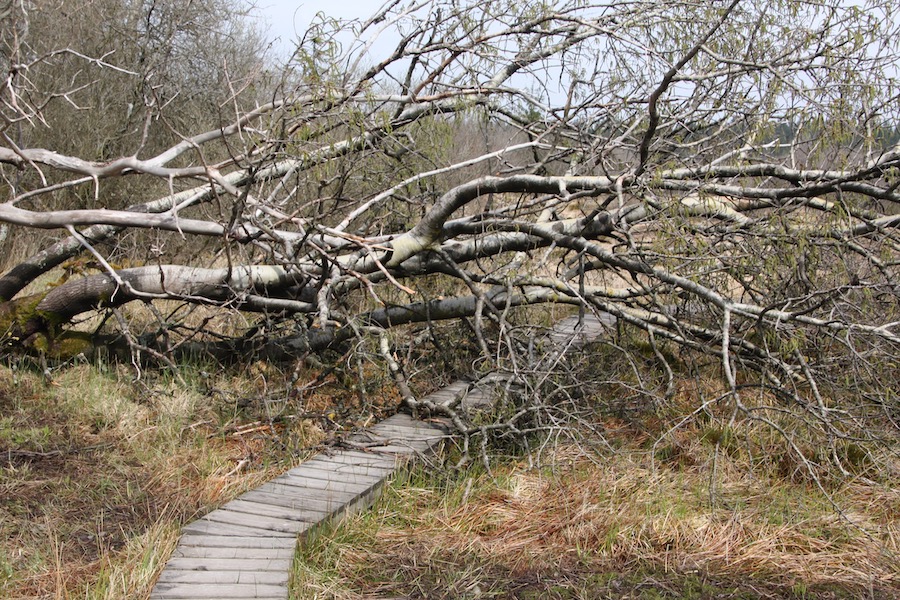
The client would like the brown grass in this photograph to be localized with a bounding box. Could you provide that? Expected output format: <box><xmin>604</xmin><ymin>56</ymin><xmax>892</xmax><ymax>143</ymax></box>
<box><xmin>294</xmin><ymin>420</ymin><xmax>899</xmax><ymax>599</ymax></box>
<box><xmin>0</xmin><ymin>360</ymin><xmax>327</xmax><ymax>600</ymax></box>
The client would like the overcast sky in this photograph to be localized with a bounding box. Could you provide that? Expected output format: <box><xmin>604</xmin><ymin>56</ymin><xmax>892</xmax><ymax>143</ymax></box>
<box><xmin>258</xmin><ymin>0</ymin><xmax>390</xmax><ymax>58</ymax></box>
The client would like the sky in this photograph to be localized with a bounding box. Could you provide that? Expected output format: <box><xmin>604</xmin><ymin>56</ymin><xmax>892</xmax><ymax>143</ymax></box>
<box><xmin>257</xmin><ymin>0</ymin><xmax>391</xmax><ymax>58</ymax></box>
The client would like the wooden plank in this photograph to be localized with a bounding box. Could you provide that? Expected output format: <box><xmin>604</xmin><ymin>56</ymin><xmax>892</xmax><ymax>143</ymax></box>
<box><xmin>174</xmin><ymin>546</ymin><xmax>295</xmax><ymax>560</ymax></box>
<box><xmin>202</xmin><ymin>509</ymin><xmax>311</xmax><ymax>534</ymax></box>
<box><xmin>312</xmin><ymin>457</ymin><xmax>399</xmax><ymax>472</ymax></box>
<box><xmin>176</xmin><ymin>535</ymin><xmax>296</xmax><ymax>549</ymax></box>
<box><xmin>244</xmin><ymin>485</ymin><xmax>358</xmax><ymax>510</ymax></box>
<box><xmin>290</xmin><ymin>460</ymin><xmax>395</xmax><ymax>480</ymax></box>
<box><xmin>331</xmin><ymin>449</ymin><xmax>404</xmax><ymax>464</ymax></box>
<box><xmin>298</xmin><ymin>448</ymin><xmax>397</xmax><ymax>475</ymax></box>
<box><xmin>270</xmin><ymin>479</ymin><xmax>379</xmax><ymax>507</ymax></box>
<box><xmin>181</xmin><ymin>519</ymin><xmax>295</xmax><ymax>538</ymax></box>
<box><xmin>262</xmin><ymin>474</ymin><xmax>368</xmax><ymax>497</ymax></box>
<box><xmin>359</xmin><ymin>432</ymin><xmax>444</xmax><ymax>450</ymax></box>
<box><xmin>156</xmin><ymin>569</ymin><xmax>289</xmax><ymax>585</ymax></box>
<box><xmin>256</xmin><ymin>479</ymin><xmax>359</xmax><ymax>499</ymax></box>
<box><xmin>351</xmin><ymin>429</ymin><xmax>439</xmax><ymax>444</ymax></box>
<box><xmin>419</xmin><ymin>390</ymin><xmax>459</xmax><ymax>404</ymax></box>
<box><xmin>268</xmin><ymin>472</ymin><xmax>373</xmax><ymax>494</ymax></box>
<box><xmin>336</xmin><ymin>442</ymin><xmax>425</xmax><ymax>455</ymax></box>
<box><xmin>151</xmin><ymin>582</ymin><xmax>287</xmax><ymax>599</ymax></box>
<box><xmin>362</xmin><ymin>424</ymin><xmax>446</xmax><ymax>441</ymax></box>
<box><xmin>377</xmin><ymin>413</ymin><xmax>448</xmax><ymax>432</ymax></box>
<box><xmin>421</xmin><ymin>381</ymin><xmax>470</xmax><ymax>399</ymax></box>
<box><xmin>162</xmin><ymin>557</ymin><xmax>292</xmax><ymax>572</ymax></box>
<box><xmin>318</xmin><ymin>446</ymin><xmax>396</xmax><ymax>466</ymax></box>
<box><xmin>251</xmin><ymin>472</ymin><xmax>385</xmax><ymax>514</ymax></box>
<box><xmin>221</xmin><ymin>498</ymin><xmax>323</xmax><ymax>522</ymax></box>
<box><xmin>305</xmin><ymin>450</ymin><xmax>398</xmax><ymax>468</ymax></box>
<box><xmin>426</xmin><ymin>380</ymin><xmax>469</xmax><ymax>394</ymax></box>
<box><xmin>296</xmin><ymin>460</ymin><xmax>396</xmax><ymax>479</ymax></box>
<box><xmin>343</xmin><ymin>432</ymin><xmax>436</xmax><ymax>450</ymax></box>
<box><xmin>548</xmin><ymin>314</ymin><xmax>612</xmax><ymax>345</ymax></box>
<box><xmin>287</xmin><ymin>450</ymin><xmax>397</xmax><ymax>479</ymax></box>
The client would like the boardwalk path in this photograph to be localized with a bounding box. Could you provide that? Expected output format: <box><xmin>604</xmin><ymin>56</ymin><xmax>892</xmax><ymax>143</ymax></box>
<box><xmin>149</xmin><ymin>314</ymin><xmax>611</xmax><ymax>600</ymax></box>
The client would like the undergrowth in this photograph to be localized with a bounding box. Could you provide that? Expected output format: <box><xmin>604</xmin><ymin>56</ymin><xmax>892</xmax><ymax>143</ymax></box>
<box><xmin>2</xmin><ymin>312</ymin><xmax>898</xmax><ymax>599</ymax></box>
<box><xmin>0</xmin><ymin>314</ymin><xmax>474</xmax><ymax>599</ymax></box>
<box><xmin>0</xmin><ymin>355</ymin><xmax>338</xmax><ymax>599</ymax></box>
<box><xmin>292</xmin><ymin>433</ymin><xmax>899</xmax><ymax>599</ymax></box>
<box><xmin>290</xmin><ymin>332</ymin><xmax>900</xmax><ymax>600</ymax></box>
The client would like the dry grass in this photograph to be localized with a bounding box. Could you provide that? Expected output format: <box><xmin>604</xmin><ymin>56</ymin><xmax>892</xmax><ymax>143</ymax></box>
<box><xmin>286</xmin><ymin>313</ymin><xmax>899</xmax><ymax>599</ymax></box>
<box><xmin>0</xmin><ymin>318</ymin><xmax>436</xmax><ymax>600</ymax></box>
<box><xmin>293</xmin><ymin>421</ymin><xmax>899</xmax><ymax>599</ymax></box>
<box><xmin>0</xmin><ymin>359</ymin><xmax>328</xmax><ymax>600</ymax></box>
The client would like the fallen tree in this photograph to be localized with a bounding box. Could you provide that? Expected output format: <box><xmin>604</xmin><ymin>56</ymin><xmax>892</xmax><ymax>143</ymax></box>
<box><xmin>1</xmin><ymin>0</ymin><xmax>898</xmax><ymax>474</ymax></box>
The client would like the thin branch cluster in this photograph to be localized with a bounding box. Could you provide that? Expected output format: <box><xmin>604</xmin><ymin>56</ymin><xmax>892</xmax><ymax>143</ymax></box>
<box><xmin>0</xmin><ymin>0</ymin><xmax>897</xmax><ymax>474</ymax></box>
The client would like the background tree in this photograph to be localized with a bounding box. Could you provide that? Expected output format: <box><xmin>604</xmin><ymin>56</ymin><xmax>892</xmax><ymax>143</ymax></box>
<box><xmin>0</xmin><ymin>0</ymin><xmax>897</xmax><ymax>477</ymax></box>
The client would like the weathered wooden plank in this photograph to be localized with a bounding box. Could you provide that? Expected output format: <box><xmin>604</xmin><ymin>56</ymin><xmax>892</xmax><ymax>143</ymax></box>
<box><xmin>343</xmin><ymin>431</ymin><xmax>437</xmax><ymax>450</ymax></box>
<box><xmin>419</xmin><ymin>390</ymin><xmax>458</xmax><ymax>403</ymax></box>
<box><xmin>156</xmin><ymin>569</ymin><xmax>289</xmax><ymax>585</ymax></box>
<box><xmin>202</xmin><ymin>509</ymin><xmax>311</xmax><ymax>534</ymax></box>
<box><xmin>245</xmin><ymin>484</ymin><xmax>359</xmax><ymax>509</ymax></box>
<box><xmin>155</xmin><ymin>595</ymin><xmax>284</xmax><ymax>600</ymax></box>
<box><xmin>257</xmin><ymin>474</ymin><xmax>373</xmax><ymax>500</ymax></box>
<box><xmin>261</xmin><ymin>465</ymin><xmax>387</xmax><ymax>516</ymax></box>
<box><xmin>271</xmin><ymin>476</ymin><xmax>382</xmax><ymax>505</ymax></box>
<box><xmin>305</xmin><ymin>450</ymin><xmax>398</xmax><ymax>468</ymax></box>
<box><xmin>241</xmin><ymin>480</ymin><xmax>383</xmax><ymax>515</ymax></box>
<box><xmin>306</xmin><ymin>447</ymin><xmax>397</xmax><ymax>467</ymax></box>
<box><xmin>376</xmin><ymin>413</ymin><xmax>448</xmax><ymax>432</ymax></box>
<box><xmin>151</xmin><ymin>582</ymin><xmax>287</xmax><ymax>599</ymax></box>
<box><xmin>162</xmin><ymin>557</ymin><xmax>292</xmax><ymax>572</ymax></box>
<box><xmin>362</xmin><ymin>424</ymin><xmax>446</xmax><ymax>442</ymax></box>
<box><xmin>298</xmin><ymin>448</ymin><xmax>397</xmax><ymax>475</ymax></box>
<box><xmin>336</xmin><ymin>442</ymin><xmax>425</xmax><ymax>455</ymax></box>
<box><xmin>285</xmin><ymin>467</ymin><xmax>393</xmax><ymax>485</ymax></box>
<box><xmin>181</xmin><ymin>518</ymin><xmax>294</xmax><ymax>538</ymax></box>
<box><xmin>332</xmin><ymin>448</ymin><xmax>407</xmax><ymax>464</ymax></box>
<box><xmin>353</xmin><ymin>442</ymin><xmax>439</xmax><ymax>456</ymax></box>
<box><xmin>426</xmin><ymin>380</ymin><xmax>470</xmax><ymax>394</ymax></box>
<box><xmin>273</xmin><ymin>482</ymin><xmax>374</xmax><ymax>516</ymax></box>
<box><xmin>298</xmin><ymin>449</ymin><xmax>397</xmax><ymax>476</ymax></box>
<box><xmin>155</xmin><ymin>596</ymin><xmax>284</xmax><ymax>600</ymax></box>
<box><xmin>221</xmin><ymin>498</ymin><xmax>323</xmax><ymax>523</ymax></box>
<box><xmin>173</xmin><ymin>546</ymin><xmax>296</xmax><ymax>560</ymax></box>
<box><xmin>387</xmin><ymin>421</ymin><xmax>449</xmax><ymax>435</ymax></box>
<box><xmin>296</xmin><ymin>459</ymin><xmax>396</xmax><ymax>479</ymax></box>
<box><xmin>358</xmin><ymin>433</ymin><xmax>445</xmax><ymax>450</ymax></box>
<box><xmin>422</xmin><ymin>382</ymin><xmax>470</xmax><ymax>399</ymax></box>
<box><xmin>324</xmin><ymin>455</ymin><xmax>400</xmax><ymax>470</ymax></box>
<box><xmin>265</xmin><ymin>472</ymin><xmax>371</xmax><ymax>495</ymax></box>
<box><xmin>176</xmin><ymin>535</ymin><xmax>296</xmax><ymax>549</ymax></box>
<box><xmin>352</xmin><ymin>429</ymin><xmax>441</xmax><ymax>444</ymax></box>
<box><xmin>548</xmin><ymin>314</ymin><xmax>613</xmax><ymax>345</ymax></box>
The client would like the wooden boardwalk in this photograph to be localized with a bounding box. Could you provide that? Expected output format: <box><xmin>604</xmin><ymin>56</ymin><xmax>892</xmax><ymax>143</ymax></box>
<box><xmin>149</xmin><ymin>314</ymin><xmax>611</xmax><ymax>600</ymax></box>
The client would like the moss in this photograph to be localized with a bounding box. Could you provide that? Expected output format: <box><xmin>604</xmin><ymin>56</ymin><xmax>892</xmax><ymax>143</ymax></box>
<box><xmin>0</xmin><ymin>294</ymin><xmax>45</xmax><ymax>345</ymax></box>
<box><xmin>0</xmin><ymin>293</ymin><xmax>91</xmax><ymax>359</ymax></box>
<box><xmin>20</xmin><ymin>330</ymin><xmax>98</xmax><ymax>361</ymax></box>
<box><xmin>48</xmin><ymin>332</ymin><xmax>96</xmax><ymax>360</ymax></box>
